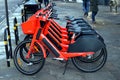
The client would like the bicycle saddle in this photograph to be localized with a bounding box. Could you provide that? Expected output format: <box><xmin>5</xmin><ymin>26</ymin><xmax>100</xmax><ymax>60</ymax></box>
<box><xmin>67</xmin><ymin>24</ymin><xmax>79</xmax><ymax>28</ymax></box>
<box><xmin>69</xmin><ymin>26</ymin><xmax>92</xmax><ymax>31</ymax></box>
<box><xmin>67</xmin><ymin>23</ymin><xmax>91</xmax><ymax>29</ymax></box>
<box><xmin>68</xmin><ymin>21</ymin><xmax>88</xmax><ymax>26</ymax></box>
<box><xmin>69</xmin><ymin>20</ymin><xmax>85</xmax><ymax>24</ymax></box>
<box><xmin>78</xmin><ymin>24</ymin><xmax>91</xmax><ymax>27</ymax></box>
<box><xmin>68</xmin><ymin>27</ymin><xmax>82</xmax><ymax>33</ymax></box>
<box><xmin>67</xmin><ymin>18</ymin><xmax>84</xmax><ymax>22</ymax></box>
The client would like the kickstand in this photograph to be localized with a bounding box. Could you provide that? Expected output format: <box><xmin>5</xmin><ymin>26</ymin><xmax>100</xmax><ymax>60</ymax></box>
<box><xmin>63</xmin><ymin>60</ymin><xmax>69</xmax><ymax>75</ymax></box>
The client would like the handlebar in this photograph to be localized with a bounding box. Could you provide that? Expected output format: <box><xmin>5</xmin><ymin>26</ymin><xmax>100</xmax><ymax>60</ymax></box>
<box><xmin>43</xmin><ymin>2</ymin><xmax>56</xmax><ymax>12</ymax></box>
<box><xmin>35</xmin><ymin>3</ymin><xmax>58</xmax><ymax>20</ymax></box>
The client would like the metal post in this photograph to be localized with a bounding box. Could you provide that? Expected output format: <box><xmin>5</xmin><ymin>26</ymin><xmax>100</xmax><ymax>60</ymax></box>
<box><xmin>5</xmin><ymin>0</ymin><xmax>12</xmax><ymax>58</ymax></box>
<box><xmin>4</xmin><ymin>29</ymin><xmax>10</xmax><ymax>67</ymax></box>
<box><xmin>14</xmin><ymin>17</ymin><xmax>19</xmax><ymax>45</ymax></box>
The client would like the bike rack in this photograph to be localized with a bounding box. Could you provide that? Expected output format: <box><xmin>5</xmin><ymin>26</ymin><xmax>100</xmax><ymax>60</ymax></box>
<box><xmin>4</xmin><ymin>28</ymin><xmax>10</xmax><ymax>67</ymax></box>
<box><xmin>0</xmin><ymin>26</ymin><xmax>14</xmax><ymax>67</ymax></box>
<box><xmin>13</xmin><ymin>17</ymin><xmax>19</xmax><ymax>45</ymax></box>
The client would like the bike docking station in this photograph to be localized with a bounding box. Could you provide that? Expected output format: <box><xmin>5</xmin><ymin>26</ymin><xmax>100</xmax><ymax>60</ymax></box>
<box><xmin>2</xmin><ymin>0</ymin><xmax>107</xmax><ymax>76</ymax></box>
<box><xmin>12</xmin><ymin>2</ymin><xmax>107</xmax><ymax>75</ymax></box>
<box><xmin>0</xmin><ymin>26</ymin><xmax>12</xmax><ymax>67</ymax></box>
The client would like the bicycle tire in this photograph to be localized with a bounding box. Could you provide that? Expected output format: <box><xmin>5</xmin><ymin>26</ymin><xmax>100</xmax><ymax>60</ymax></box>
<box><xmin>24</xmin><ymin>35</ymin><xmax>33</xmax><ymax>40</ymax></box>
<box><xmin>13</xmin><ymin>40</ymin><xmax>45</xmax><ymax>75</ymax></box>
<box><xmin>71</xmin><ymin>47</ymin><xmax>107</xmax><ymax>73</ymax></box>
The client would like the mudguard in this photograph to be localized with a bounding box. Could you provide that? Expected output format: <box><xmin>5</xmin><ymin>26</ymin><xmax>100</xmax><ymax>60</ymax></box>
<box><xmin>68</xmin><ymin>34</ymin><xmax>105</xmax><ymax>52</ymax></box>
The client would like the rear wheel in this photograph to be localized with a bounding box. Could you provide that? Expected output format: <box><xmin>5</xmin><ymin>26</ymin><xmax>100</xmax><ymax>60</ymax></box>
<box><xmin>13</xmin><ymin>40</ymin><xmax>45</xmax><ymax>75</ymax></box>
<box><xmin>72</xmin><ymin>47</ymin><xmax>107</xmax><ymax>72</ymax></box>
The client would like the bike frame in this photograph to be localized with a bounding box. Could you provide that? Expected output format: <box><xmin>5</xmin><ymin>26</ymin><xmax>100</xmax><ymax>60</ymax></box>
<box><xmin>21</xmin><ymin>3</ymin><xmax>94</xmax><ymax>61</ymax></box>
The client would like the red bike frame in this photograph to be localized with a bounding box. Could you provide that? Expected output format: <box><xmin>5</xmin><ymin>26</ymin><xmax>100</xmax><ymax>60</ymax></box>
<box><xmin>21</xmin><ymin>4</ymin><xmax>94</xmax><ymax>61</ymax></box>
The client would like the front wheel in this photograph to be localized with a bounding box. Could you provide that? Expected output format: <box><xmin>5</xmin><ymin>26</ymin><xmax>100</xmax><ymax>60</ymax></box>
<box><xmin>13</xmin><ymin>40</ymin><xmax>45</xmax><ymax>75</ymax></box>
<box><xmin>71</xmin><ymin>48</ymin><xmax>107</xmax><ymax>72</ymax></box>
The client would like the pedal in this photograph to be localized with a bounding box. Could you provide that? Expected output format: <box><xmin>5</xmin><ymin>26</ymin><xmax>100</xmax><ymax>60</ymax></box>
<box><xmin>52</xmin><ymin>58</ymin><xmax>64</xmax><ymax>61</ymax></box>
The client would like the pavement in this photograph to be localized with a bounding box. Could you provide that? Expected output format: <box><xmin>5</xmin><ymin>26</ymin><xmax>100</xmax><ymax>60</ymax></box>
<box><xmin>0</xmin><ymin>1</ymin><xmax>120</xmax><ymax>80</ymax></box>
